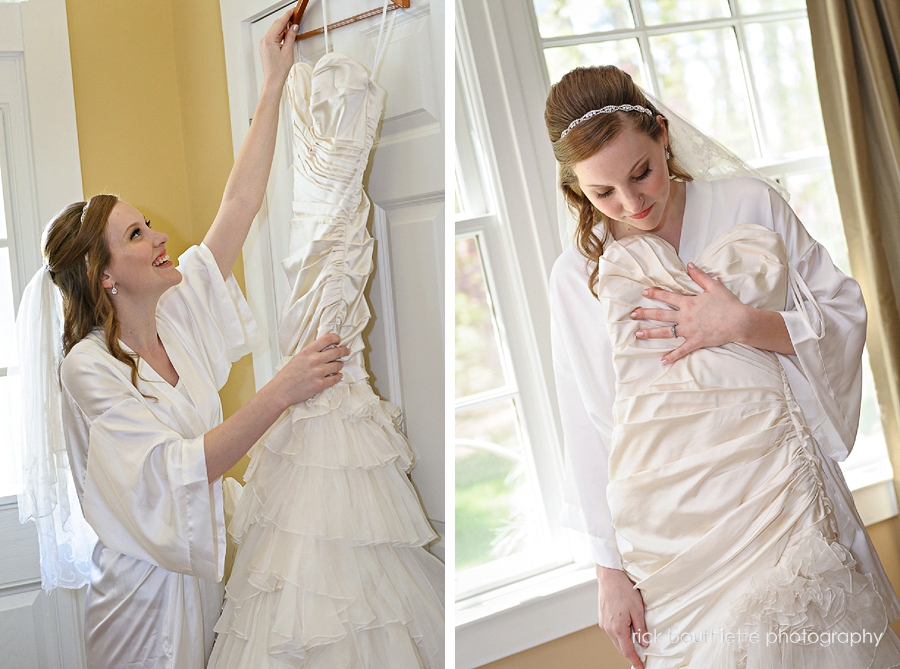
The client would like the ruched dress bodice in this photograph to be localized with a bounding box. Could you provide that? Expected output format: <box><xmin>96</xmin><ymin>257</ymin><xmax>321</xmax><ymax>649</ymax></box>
<box><xmin>598</xmin><ymin>224</ymin><xmax>900</xmax><ymax>668</ymax></box>
<box><xmin>209</xmin><ymin>53</ymin><xmax>444</xmax><ymax>669</ymax></box>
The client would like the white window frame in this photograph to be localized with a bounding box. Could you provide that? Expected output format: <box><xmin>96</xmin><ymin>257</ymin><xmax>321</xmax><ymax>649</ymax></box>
<box><xmin>455</xmin><ymin>27</ymin><xmax>574</xmax><ymax>600</ymax></box>
<box><xmin>455</xmin><ymin>0</ymin><xmax>898</xmax><ymax>665</ymax></box>
<box><xmin>456</xmin><ymin>1</ymin><xmax>599</xmax><ymax>664</ymax></box>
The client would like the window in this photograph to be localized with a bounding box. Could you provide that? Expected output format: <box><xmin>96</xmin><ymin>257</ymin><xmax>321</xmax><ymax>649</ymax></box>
<box><xmin>455</xmin><ymin>48</ymin><xmax>571</xmax><ymax>600</ymax></box>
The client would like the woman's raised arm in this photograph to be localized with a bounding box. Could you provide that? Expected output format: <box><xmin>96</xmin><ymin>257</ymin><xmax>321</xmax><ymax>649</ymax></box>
<box><xmin>203</xmin><ymin>8</ymin><xmax>299</xmax><ymax>278</ymax></box>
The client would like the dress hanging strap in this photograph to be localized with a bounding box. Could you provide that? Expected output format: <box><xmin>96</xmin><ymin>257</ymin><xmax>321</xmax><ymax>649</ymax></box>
<box><xmin>787</xmin><ymin>263</ymin><xmax>825</xmax><ymax>341</ymax></box>
<box><xmin>372</xmin><ymin>0</ymin><xmax>397</xmax><ymax>82</ymax></box>
<box><xmin>322</xmin><ymin>0</ymin><xmax>331</xmax><ymax>54</ymax></box>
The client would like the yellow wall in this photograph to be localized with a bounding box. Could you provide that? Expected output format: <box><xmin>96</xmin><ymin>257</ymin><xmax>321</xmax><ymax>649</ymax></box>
<box><xmin>482</xmin><ymin>516</ymin><xmax>900</xmax><ymax>667</ymax></box>
<box><xmin>65</xmin><ymin>0</ymin><xmax>255</xmax><ymax>479</ymax></box>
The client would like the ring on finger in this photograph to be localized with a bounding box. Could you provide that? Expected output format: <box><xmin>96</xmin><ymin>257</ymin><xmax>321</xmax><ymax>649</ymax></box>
<box><xmin>671</xmin><ymin>324</ymin><xmax>677</xmax><ymax>338</ymax></box>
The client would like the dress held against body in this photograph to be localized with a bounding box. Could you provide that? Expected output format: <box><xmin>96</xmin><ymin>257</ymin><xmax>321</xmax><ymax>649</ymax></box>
<box><xmin>550</xmin><ymin>176</ymin><xmax>900</xmax><ymax>668</ymax></box>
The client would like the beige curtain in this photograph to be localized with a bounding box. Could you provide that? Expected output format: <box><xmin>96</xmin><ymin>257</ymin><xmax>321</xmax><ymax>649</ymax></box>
<box><xmin>807</xmin><ymin>0</ymin><xmax>900</xmax><ymax>483</ymax></box>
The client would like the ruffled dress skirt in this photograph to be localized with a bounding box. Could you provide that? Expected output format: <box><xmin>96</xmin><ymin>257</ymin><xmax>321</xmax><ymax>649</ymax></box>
<box><xmin>208</xmin><ymin>53</ymin><xmax>443</xmax><ymax>668</ymax></box>
<box><xmin>599</xmin><ymin>225</ymin><xmax>900</xmax><ymax>668</ymax></box>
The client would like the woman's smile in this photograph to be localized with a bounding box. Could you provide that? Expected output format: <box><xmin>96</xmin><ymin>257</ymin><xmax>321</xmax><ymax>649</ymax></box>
<box><xmin>630</xmin><ymin>203</ymin><xmax>653</xmax><ymax>220</ymax></box>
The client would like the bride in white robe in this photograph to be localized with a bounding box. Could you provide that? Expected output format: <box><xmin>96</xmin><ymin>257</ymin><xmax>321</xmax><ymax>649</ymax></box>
<box><xmin>545</xmin><ymin>64</ymin><xmax>900</xmax><ymax>668</ymax></box>
<box><xmin>21</xmin><ymin>11</ymin><xmax>347</xmax><ymax>669</ymax></box>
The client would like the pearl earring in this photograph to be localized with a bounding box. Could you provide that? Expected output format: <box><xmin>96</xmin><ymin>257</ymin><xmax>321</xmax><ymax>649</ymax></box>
<box><xmin>665</xmin><ymin>147</ymin><xmax>671</xmax><ymax>160</ymax></box>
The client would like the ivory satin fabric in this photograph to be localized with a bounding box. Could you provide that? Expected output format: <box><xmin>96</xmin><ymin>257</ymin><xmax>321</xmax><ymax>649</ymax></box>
<box><xmin>60</xmin><ymin>244</ymin><xmax>260</xmax><ymax>669</ymax></box>
<box><xmin>209</xmin><ymin>53</ymin><xmax>444</xmax><ymax>668</ymax></box>
<box><xmin>600</xmin><ymin>225</ymin><xmax>900</xmax><ymax>667</ymax></box>
<box><xmin>549</xmin><ymin>177</ymin><xmax>900</xmax><ymax>666</ymax></box>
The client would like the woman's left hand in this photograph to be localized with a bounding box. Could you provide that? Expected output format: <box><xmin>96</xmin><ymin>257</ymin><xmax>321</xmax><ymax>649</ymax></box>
<box><xmin>259</xmin><ymin>7</ymin><xmax>300</xmax><ymax>88</ymax></box>
<box><xmin>631</xmin><ymin>262</ymin><xmax>750</xmax><ymax>365</ymax></box>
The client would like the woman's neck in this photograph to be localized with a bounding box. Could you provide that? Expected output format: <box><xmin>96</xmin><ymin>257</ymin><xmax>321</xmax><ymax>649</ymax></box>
<box><xmin>657</xmin><ymin>179</ymin><xmax>687</xmax><ymax>252</ymax></box>
<box><xmin>114</xmin><ymin>298</ymin><xmax>161</xmax><ymax>355</ymax></box>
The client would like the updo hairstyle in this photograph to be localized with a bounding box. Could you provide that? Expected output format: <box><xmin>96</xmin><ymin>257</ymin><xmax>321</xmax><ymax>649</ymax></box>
<box><xmin>544</xmin><ymin>65</ymin><xmax>692</xmax><ymax>293</ymax></box>
<box><xmin>43</xmin><ymin>194</ymin><xmax>143</xmax><ymax>388</ymax></box>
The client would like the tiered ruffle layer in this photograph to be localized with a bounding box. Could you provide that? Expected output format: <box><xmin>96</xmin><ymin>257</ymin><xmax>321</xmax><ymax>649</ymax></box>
<box><xmin>210</xmin><ymin>384</ymin><xmax>443</xmax><ymax>669</ymax></box>
<box><xmin>690</xmin><ymin>531</ymin><xmax>900</xmax><ymax>668</ymax></box>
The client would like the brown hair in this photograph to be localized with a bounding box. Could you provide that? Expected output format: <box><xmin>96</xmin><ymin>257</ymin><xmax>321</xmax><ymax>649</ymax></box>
<box><xmin>43</xmin><ymin>194</ymin><xmax>143</xmax><ymax>389</ymax></box>
<box><xmin>544</xmin><ymin>66</ymin><xmax>692</xmax><ymax>294</ymax></box>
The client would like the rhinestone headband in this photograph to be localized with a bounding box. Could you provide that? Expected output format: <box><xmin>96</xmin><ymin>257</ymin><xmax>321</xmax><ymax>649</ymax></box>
<box><xmin>559</xmin><ymin>104</ymin><xmax>654</xmax><ymax>140</ymax></box>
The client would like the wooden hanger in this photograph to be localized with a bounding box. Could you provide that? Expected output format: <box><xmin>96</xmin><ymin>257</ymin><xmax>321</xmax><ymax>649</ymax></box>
<box><xmin>291</xmin><ymin>0</ymin><xmax>409</xmax><ymax>42</ymax></box>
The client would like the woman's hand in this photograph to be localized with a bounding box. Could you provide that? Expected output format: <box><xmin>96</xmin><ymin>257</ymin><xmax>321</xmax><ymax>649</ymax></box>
<box><xmin>596</xmin><ymin>565</ymin><xmax>648</xmax><ymax>669</ymax></box>
<box><xmin>273</xmin><ymin>333</ymin><xmax>349</xmax><ymax>406</ymax></box>
<box><xmin>259</xmin><ymin>7</ymin><xmax>300</xmax><ymax>90</ymax></box>
<box><xmin>631</xmin><ymin>262</ymin><xmax>795</xmax><ymax>362</ymax></box>
<box><xmin>203</xmin><ymin>333</ymin><xmax>348</xmax><ymax>482</ymax></box>
<box><xmin>632</xmin><ymin>262</ymin><xmax>749</xmax><ymax>365</ymax></box>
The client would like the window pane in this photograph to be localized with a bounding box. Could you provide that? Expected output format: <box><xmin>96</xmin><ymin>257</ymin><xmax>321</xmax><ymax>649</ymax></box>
<box><xmin>782</xmin><ymin>169</ymin><xmax>847</xmax><ymax>272</ymax></box>
<box><xmin>456</xmin><ymin>398</ymin><xmax>548</xmax><ymax>571</ymax></box>
<box><xmin>0</xmin><ymin>248</ymin><xmax>16</xmax><ymax>368</ymax></box>
<box><xmin>456</xmin><ymin>236</ymin><xmax>508</xmax><ymax>397</ymax></box>
<box><xmin>0</xmin><ymin>372</ymin><xmax>22</xmax><ymax>497</ymax></box>
<box><xmin>843</xmin><ymin>347</ymin><xmax>894</xmax><ymax>489</ymax></box>
<box><xmin>456</xmin><ymin>69</ymin><xmax>489</xmax><ymax>217</ymax></box>
<box><xmin>738</xmin><ymin>0</ymin><xmax>805</xmax><ymax>14</ymax></box>
<box><xmin>745</xmin><ymin>19</ymin><xmax>826</xmax><ymax>158</ymax></box>
<box><xmin>650</xmin><ymin>28</ymin><xmax>758</xmax><ymax>159</ymax></box>
<box><xmin>532</xmin><ymin>0</ymin><xmax>634</xmax><ymax>39</ymax></box>
<box><xmin>783</xmin><ymin>168</ymin><xmax>892</xmax><ymax>488</ymax></box>
<box><xmin>544</xmin><ymin>38</ymin><xmax>646</xmax><ymax>86</ymax></box>
<box><xmin>639</xmin><ymin>0</ymin><xmax>730</xmax><ymax>26</ymax></box>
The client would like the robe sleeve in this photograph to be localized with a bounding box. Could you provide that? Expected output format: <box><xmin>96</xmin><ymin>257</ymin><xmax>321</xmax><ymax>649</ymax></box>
<box><xmin>550</xmin><ymin>247</ymin><xmax>622</xmax><ymax>570</ymax></box>
<box><xmin>61</xmin><ymin>349</ymin><xmax>224</xmax><ymax>582</ymax></box>
<box><xmin>766</xmin><ymin>186</ymin><xmax>867</xmax><ymax>461</ymax></box>
<box><xmin>160</xmin><ymin>243</ymin><xmax>260</xmax><ymax>390</ymax></box>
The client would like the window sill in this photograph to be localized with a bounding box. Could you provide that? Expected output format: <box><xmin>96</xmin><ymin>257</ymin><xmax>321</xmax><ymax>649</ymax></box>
<box><xmin>455</xmin><ymin>478</ymin><xmax>899</xmax><ymax>668</ymax></box>
<box><xmin>455</xmin><ymin>563</ymin><xmax>598</xmax><ymax>668</ymax></box>
<box><xmin>851</xmin><ymin>477</ymin><xmax>898</xmax><ymax>526</ymax></box>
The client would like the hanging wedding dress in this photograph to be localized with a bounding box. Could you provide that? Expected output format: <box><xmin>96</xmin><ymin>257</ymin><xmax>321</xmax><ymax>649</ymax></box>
<box><xmin>208</xmin><ymin>50</ymin><xmax>443</xmax><ymax>668</ymax></box>
<box><xmin>599</xmin><ymin>220</ymin><xmax>900</xmax><ymax>668</ymax></box>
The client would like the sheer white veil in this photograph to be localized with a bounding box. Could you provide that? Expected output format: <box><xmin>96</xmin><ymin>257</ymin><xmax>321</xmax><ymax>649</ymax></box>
<box><xmin>15</xmin><ymin>259</ymin><xmax>96</xmax><ymax>592</ymax></box>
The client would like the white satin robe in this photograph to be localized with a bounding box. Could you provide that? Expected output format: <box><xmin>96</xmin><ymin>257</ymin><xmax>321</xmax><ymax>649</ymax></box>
<box><xmin>60</xmin><ymin>244</ymin><xmax>259</xmax><ymax>669</ymax></box>
<box><xmin>549</xmin><ymin>176</ymin><xmax>900</xmax><ymax>618</ymax></box>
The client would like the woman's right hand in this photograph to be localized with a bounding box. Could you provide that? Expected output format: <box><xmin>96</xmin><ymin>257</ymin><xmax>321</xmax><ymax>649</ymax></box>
<box><xmin>258</xmin><ymin>7</ymin><xmax>300</xmax><ymax>90</ymax></box>
<box><xmin>274</xmin><ymin>333</ymin><xmax>349</xmax><ymax>407</ymax></box>
<box><xmin>596</xmin><ymin>565</ymin><xmax>648</xmax><ymax>669</ymax></box>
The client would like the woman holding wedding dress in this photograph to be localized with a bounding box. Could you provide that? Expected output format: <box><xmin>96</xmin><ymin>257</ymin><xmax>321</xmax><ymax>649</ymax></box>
<box><xmin>18</xmin><ymin>9</ymin><xmax>348</xmax><ymax>668</ymax></box>
<box><xmin>545</xmin><ymin>64</ymin><xmax>900</xmax><ymax>668</ymax></box>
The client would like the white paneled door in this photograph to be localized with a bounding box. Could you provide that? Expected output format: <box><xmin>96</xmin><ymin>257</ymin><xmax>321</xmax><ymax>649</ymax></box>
<box><xmin>0</xmin><ymin>0</ymin><xmax>87</xmax><ymax>668</ymax></box>
<box><xmin>219</xmin><ymin>0</ymin><xmax>445</xmax><ymax>551</ymax></box>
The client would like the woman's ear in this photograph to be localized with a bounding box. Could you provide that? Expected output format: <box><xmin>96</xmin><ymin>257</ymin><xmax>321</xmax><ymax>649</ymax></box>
<box><xmin>658</xmin><ymin>114</ymin><xmax>669</xmax><ymax>148</ymax></box>
<box><xmin>100</xmin><ymin>269</ymin><xmax>114</xmax><ymax>291</ymax></box>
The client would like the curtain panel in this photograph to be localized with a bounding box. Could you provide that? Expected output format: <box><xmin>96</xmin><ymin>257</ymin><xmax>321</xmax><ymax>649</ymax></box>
<box><xmin>807</xmin><ymin>0</ymin><xmax>900</xmax><ymax>490</ymax></box>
